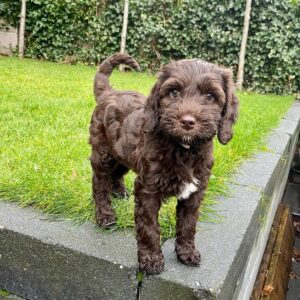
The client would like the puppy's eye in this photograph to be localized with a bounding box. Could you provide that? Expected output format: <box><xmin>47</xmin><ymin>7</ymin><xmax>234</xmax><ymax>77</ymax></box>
<box><xmin>170</xmin><ymin>89</ymin><xmax>180</xmax><ymax>98</ymax></box>
<box><xmin>206</xmin><ymin>93</ymin><xmax>215</xmax><ymax>102</ymax></box>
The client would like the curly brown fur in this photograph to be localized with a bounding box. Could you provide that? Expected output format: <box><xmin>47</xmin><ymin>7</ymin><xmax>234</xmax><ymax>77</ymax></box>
<box><xmin>89</xmin><ymin>53</ymin><xmax>239</xmax><ymax>274</ymax></box>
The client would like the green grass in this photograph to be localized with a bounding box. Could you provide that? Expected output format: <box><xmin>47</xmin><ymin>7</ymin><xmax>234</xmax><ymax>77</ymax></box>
<box><xmin>0</xmin><ymin>289</ymin><xmax>10</xmax><ymax>296</ymax></box>
<box><xmin>0</xmin><ymin>56</ymin><xmax>294</xmax><ymax>239</ymax></box>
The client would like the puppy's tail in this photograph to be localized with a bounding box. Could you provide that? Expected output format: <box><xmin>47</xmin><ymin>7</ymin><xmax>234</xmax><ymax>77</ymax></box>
<box><xmin>94</xmin><ymin>53</ymin><xmax>140</xmax><ymax>101</ymax></box>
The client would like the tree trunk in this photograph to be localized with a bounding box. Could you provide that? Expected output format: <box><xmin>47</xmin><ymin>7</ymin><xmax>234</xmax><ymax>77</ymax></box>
<box><xmin>236</xmin><ymin>0</ymin><xmax>252</xmax><ymax>90</ymax></box>
<box><xmin>119</xmin><ymin>0</ymin><xmax>129</xmax><ymax>72</ymax></box>
<box><xmin>18</xmin><ymin>0</ymin><xmax>27</xmax><ymax>58</ymax></box>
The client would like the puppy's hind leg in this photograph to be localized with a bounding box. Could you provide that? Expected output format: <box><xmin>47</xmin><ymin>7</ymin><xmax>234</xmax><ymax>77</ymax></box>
<box><xmin>112</xmin><ymin>164</ymin><xmax>129</xmax><ymax>198</ymax></box>
<box><xmin>91</xmin><ymin>151</ymin><xmax>116</xmax><ymax>227</ymax></box>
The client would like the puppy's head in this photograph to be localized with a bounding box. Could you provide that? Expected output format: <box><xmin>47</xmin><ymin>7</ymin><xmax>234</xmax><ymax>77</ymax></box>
<box><xmin>144</xmin><ymin>59</ymin><xmax>239</xmax><ymax>146</ymax></box>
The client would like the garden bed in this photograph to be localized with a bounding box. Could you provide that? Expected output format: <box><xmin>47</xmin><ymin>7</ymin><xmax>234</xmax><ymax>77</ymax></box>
<box><xmin>0</xmin><ymin>57</ymin><xmax>299</xmax><ymax>299</ymax></box>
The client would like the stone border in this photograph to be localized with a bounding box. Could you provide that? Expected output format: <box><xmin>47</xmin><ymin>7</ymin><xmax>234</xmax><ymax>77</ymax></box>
<box><xmin>1</xmin><ymin>102</ymin><xmax>299</xmax><ymax>300</ymax></box>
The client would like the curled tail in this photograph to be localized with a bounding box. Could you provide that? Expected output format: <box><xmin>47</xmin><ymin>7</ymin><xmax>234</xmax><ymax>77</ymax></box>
<box><xmin>94</xmin><ymin>53</ymin><xmax>140</xmax><ymax>101</ymax></box>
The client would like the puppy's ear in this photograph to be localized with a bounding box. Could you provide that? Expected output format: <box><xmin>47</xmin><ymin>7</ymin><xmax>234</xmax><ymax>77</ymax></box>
<box><xmin>143</xmin><ymin>81</ymin><xmax>161</xmax><ymax>133</ymax></box>
<box><xmin>217</xmin><ymin>69</ymin><xmax>239</xmax><ymax>145</ymax></box>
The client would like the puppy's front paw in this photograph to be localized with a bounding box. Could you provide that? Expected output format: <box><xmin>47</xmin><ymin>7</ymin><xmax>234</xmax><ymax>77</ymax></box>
<box><xmin>139</xmin><ymin>252</ymin><xmax>164</xmax><ymax>275</ymax></box>
<box><xmin>176</xmin><ymin>247</ymin><xmax>201</xmax><ymax>266</ymax></box>
<box><xmin>96</xmin><ymin>214</ymin><xmax>116</xmax><ymax>228</ymax></box>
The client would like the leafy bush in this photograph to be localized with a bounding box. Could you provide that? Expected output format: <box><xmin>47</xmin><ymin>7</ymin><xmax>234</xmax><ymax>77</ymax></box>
<box><xmin>0</xmin><ymin>0</ymin><xmax>299</xmax><ymax>93</ymax></box>
<box><xmin>245</xmin><ymin>0</ymin><xmax>300</xmax><ymax>93</ymax></box>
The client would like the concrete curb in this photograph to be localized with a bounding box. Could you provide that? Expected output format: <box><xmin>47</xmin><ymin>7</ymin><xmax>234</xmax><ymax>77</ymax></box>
<box><xmin>1</xmin><ymin>101</ymin><xmax>300</xmax><ymax>300</ymax></box>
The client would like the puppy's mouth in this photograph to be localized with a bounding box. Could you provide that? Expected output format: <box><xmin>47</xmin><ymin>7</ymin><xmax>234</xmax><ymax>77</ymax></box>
<box><xmin>171</xmin><ymin>129</ymin><xmax>216</xmax><ymax>148</ymax></box>
<box><xmin>180</xmin><ymin>142</ymin><xmax>192</xmax><ymax>149</ymax></box>
<box><xmin>160</xmin><ymin>113</ymin><xmax>218</xmax><ymax>146</ymax></box>
<box><xmin>181</xmin><ymin>134</ymin><xmax>196</xmax><ymax>146</ymax></box>
<box><xmin>179</xmin><ymin>133</ymin><xmax>212</xmax><ymax>148</ymax></box>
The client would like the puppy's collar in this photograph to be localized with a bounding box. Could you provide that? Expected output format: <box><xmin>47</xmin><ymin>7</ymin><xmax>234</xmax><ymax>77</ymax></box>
<box><xmin>180</xmin><ymin>143</ymin><xmax>191</xmax><ymax>149</ymax></box>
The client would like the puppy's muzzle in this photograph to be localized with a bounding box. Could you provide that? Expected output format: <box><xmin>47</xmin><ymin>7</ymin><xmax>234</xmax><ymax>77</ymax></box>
<box><xmin>180</xmin><ymin>114</ymin><xmax>196</xmax><ymax>131</ymax></box>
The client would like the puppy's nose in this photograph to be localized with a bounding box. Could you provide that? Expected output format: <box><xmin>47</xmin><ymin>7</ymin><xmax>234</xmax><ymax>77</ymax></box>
<box><xmin>180</xmin><ymin>115</ymin><xmax>196</xmax><ymax>130</ymax></box>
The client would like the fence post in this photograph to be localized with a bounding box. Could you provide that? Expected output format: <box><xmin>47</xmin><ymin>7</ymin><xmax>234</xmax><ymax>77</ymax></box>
<box><xmin>18</xmin><ymin>0</ymin><xmax>27</xmax><ymax>58</ymax></box>
<box><xmin>119</xmin><ymin>0</ymin><xmax>129</xmax><ymax>72</ymax></box>
<box><xmin>236</xmin><ymin>0</ymin><xmax>252</xmax><ymax>90</ymax></box>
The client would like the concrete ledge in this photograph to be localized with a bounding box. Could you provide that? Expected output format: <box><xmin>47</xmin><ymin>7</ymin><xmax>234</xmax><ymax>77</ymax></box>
<box><xmin>1</xmin><ymin>101</ymin><xmax>300</xmax><ymax>299</ymax></box>
<box><xmin>0</xmin><ymin>202</ymin><xmax>138</xmax><ymax>300</ymax></box>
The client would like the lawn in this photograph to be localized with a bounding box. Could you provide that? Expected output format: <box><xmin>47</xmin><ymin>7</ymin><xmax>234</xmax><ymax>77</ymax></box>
<box><xmin>0</xmin><ymin>56</ymin><xmax>294</xmax><ymax>238</ymax></box>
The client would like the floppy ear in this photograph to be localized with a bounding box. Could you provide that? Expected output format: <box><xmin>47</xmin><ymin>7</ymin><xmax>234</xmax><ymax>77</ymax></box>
<box><xmin>143</xmin><ymin>81</ymin><xmax>161</xmax><ymax>133</ymax></box>
<box><xmin>217</xmin><ymin>69</ymin><xmax>239</xmax><ymax>145</ymax></box>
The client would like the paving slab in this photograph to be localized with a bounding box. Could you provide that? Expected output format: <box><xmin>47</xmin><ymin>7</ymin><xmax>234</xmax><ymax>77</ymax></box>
<box><xmin>230</xmin><ymin>152</ymin><xmax>281</xmax><ymax>190</ymax></box>
<box><xmin>275</xmin><ymin>119</ymin><xmax>299</xmax><ymax>141</ymax></box>
<box><xmin>266</xmin><ymin>131</ymin><xmax>291</xmax><ymax>156</ymax></box>
<box><xmin>283</xmin><ymin>102</ymin><xmax>300</xmax><ymax>123</ymax></box>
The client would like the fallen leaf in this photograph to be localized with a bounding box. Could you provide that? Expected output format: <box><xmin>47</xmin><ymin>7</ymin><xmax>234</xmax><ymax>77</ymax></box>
<box><xmin>262</xmin><ymin>285</ymin><xmax>274</xmax><ymax>296</ymax></box>
<box><xmin>292</xmin><ymin>247</ymin><xmax>300</xmax><ymax>262</ymax></box>
<box><xmin>290</xmin><ymin>271</ymin><xmax>300</xmax><ymax>280</ymax></box>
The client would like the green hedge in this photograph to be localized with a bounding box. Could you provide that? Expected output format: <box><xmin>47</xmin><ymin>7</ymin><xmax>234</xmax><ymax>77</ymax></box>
<box><xmin>1</xmin><ymin>0</ymin><xmax>299</xmax><ymax>94</ymax></box>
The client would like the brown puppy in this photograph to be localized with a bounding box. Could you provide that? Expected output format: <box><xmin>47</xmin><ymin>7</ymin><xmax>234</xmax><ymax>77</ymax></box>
<box><xmin>89</xmin><ymin>53</ymin><xmax>239</xmax><ymax>274</ymax></box>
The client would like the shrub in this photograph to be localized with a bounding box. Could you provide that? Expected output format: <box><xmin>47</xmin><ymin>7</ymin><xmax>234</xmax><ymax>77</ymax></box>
<box><xmin>1</xmin><ymin>0</ymin><xmax>299</xmax><ymax>93</ymax></box>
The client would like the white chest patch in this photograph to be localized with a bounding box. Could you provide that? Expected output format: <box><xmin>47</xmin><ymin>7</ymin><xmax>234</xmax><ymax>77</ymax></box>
<box><xmin>178</xmin><ymin>178</ymin><xmax>199</xmax><ymax>200</ymax></box>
